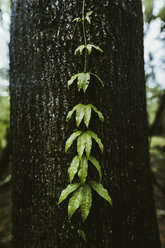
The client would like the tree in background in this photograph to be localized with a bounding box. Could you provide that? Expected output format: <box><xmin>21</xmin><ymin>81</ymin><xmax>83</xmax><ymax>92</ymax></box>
<box><xmin>0</xmin><ymin>0</ymin><xmax>10</xmax><ymax>181</ymax></box>
<box><xmin>10</xmin><ymin>0</ymin><xmax>161</xmax><ymax>247</ymax></box>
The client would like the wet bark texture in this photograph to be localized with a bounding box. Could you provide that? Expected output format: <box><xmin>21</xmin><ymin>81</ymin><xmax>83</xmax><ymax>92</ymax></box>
<box><xmin>10</xmin><ymin>0</ymin><xmax>161</xmax><ymax>248</ymax></box>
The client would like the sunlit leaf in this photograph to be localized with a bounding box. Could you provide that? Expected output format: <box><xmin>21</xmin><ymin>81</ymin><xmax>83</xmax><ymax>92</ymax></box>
<box><xmin>65</xmin><ymin>131</ymin><xmax>82</xmax><ymax>153</ymax></box>
<box><xmin>81</xmin><ymin>184</ymin><xmax>92</xmax><ymax>222</ymax></box>
<box><xmin>89</xmin><ymin>180</ymin><xmax>112</xmax><ymax>205</ymax></box>
<box><xmin>78</xmin><ymin>157</ymin><xmax>88</xmax><ymax>184</ymax></box>
<box><xmin>68</xmin><ymin>186</ymin><xmax>83</xmax><ymax>219</ymax></box>
<box><xmin>68</xmin><ymin>156</ymin><xmax>80</xmax><ymax>183</ymax></box>
<box><xmin>89</xmin><ymin>156</ymin><xmax>102</xmax><ymax>182</ymax></box>
<box><xmin>58</xmin><ymin>183</ymin><xmax>80</xmax><ymax>204</ymax></box>
<box><xmin>87</xmin><ymin>131</ymin><xmax>104</xmax><ymax>153</ymax></box>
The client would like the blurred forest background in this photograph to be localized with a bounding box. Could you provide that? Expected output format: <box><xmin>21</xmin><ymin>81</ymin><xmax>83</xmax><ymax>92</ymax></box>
<box><xmin>0</xmin><ymin>0</ymin><xmax>165</xmax><ymax>247</ymax></box>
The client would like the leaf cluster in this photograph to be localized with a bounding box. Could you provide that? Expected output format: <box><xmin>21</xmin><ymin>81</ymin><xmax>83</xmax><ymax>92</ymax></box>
<box><xmin>58</xmin><ymin>2</ymin><xmax>112</xmax><ymax>224</ymax></box>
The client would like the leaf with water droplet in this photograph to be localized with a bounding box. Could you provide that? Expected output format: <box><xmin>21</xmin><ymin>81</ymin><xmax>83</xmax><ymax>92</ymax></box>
<box><xmin>68</xmin><ymin>156</ymin><xmax>80</xmax><ymax>183</ymax></box>
<box><xmin>81</xmin><ymin>184</ymin><xmax>92</xmax><ymax>222</ymax></box>
<box><xmin>78</xmin><ymin>157</ymin><xmax>88</xmax><ymax>184</ymax></box>
<box><xmin>58</xmin><ymin>183</ymin><xmax>81</xmax><ymax>204</ymax></box>
<box><xmin>87</xmin><ymin>131</ymin><xmax>104</xmax><ymax>153</ymax></box>
<box><xmin>67</xmin><ymin>73</ymin><xmax>80</xmax><ymax>89</ymax></box>
<box><xmin>68</xmin><ymin>187</ymin><xmax>83</xmax><ymax>220</ymax></box>
<box><xmin>77</xmin><ymin>73</ymin><xmax>90</xmax><ymax>93</ymax></box>
<box><xmin>65</xmin><ymin>131</ymin><xmax>82</xmax><ymax>153</ymax></box>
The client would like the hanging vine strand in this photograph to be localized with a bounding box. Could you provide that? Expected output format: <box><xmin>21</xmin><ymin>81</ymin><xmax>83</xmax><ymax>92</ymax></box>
<box><xmin>58</xmin><ymin>0</ymin><xmax>112</xmax><ymax>223</ymax></box>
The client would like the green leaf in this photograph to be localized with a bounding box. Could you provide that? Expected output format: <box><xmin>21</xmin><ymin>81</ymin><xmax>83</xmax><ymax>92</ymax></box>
<box><xmin>89</xmin><ymin>156</ymin><xmax>102</xmax><ymax>182</ymax></box>
<box><xmin>86</xmin><ymin>11</ymin><xmax>93</xmax><ymax>16</ymax></box>
<box><xmin>85</xmin><ymin>11</ymin><xmax>93</xmax><ymax>24</ymax></box>
<box><xmin>75</xmin><ymin>45</ymin><xmax>85</xmax><ymax>55</ymax></box>
<box><xmin>89</xmin><ymin>181</ymin><xmax>112</xmax><ymax>205</ymax></box>
<box><xmin>68</xmin><ymin>156</ymin><xmax>80</xmax><ymax>183</ymax></box>
<box><xmin>78</xmin><ymin>73</ymin><xmax>90</xmax><ymax>93</ymax></box>
<box><xmin>76</xmin><ymin>104</ymin><xmax>85</xmax><ymax>127</ymax></box>
<box><xmin>84</xmin><ymin>105</ymin><xmax>92</xmax><ymax>128</ymax></box>
<box><xmin>86</xmin><ymin>15</ymin><xmax>91</xmax><ymax>24</ymax></box>
<box><xmin>65</xmin><ymin>131</ymin><xmax>82</xmax><ymax>153</ymax></box>
<box><xmin>66</xmin><ymin>105</ymin><xmax>79</xmax><ymax>122</ymax></box>
<box><xmin>72</xmin><ymin>17</ymin><xmax>81</xmax><ymax>23</ymax></box>
<box><xmin>58</xmin><ymin>183</ymin><xmax>80</xmax><ymax>204</ymax></box>
<box><xmin>78</xmin><ymin>157</ymin><xmax>88</xmax><ymax>184</ymax></box>
<box><xmin>67</xmin><ymin>73</ymin><xmax>80</xmax><ymax>89</ymax></box>
<box><xmin>68</xmin><ymin>186</ymin><xmax>83</xmax><ymax>220</ymax></box>
<box><xmin>85</xmin><ymin>132</ymin><xmax>92</xmax><ymax>159</ymax></box>
<box><xmin>86</xmin><ymin>44</ymin><xmax>92</xmax><ymax>55</ymax></box>
<box><xmin>77</xmin><ymin>229</ymin><xmax>87</xmax><ymax>241</ymax></box>
<box><xmin>90</xmin><ymin>104</ymin><xmax>104</xmax><ymax>122</ymax></box>
<box><xmin>81</xmin><ymin>184</ymin><xmax>92</xmax><ymax>222</ymax></box>
<box><xmin>77</xmin><ymin>133</ymin><xmax>86</xmax><ymax>159</ymax></box>
<box><xmin>92</xmin><ymin>44</ymin><xmax>103</xmax><ymax>53</ymax></box>
<box><xmin>87</xmin><ymin>131</ymin><xmax>104</xmax><ymax>153</ymax></box>
<box><xmin>89</xmin><ymin>72</ymin><xmax>104</xmax><ymax>87</ymax></box>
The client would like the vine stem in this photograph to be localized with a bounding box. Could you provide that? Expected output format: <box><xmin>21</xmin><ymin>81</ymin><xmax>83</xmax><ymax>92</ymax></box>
<box><xmin>82</xmin><ymin>0</ymin><xmax>87</xmax><ymax>73</ymax></box>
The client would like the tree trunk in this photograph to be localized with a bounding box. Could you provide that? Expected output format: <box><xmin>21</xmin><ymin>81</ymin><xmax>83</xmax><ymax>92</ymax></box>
<box><xmin>10</xmin><ymin>0</ymin><xmax>161</xmax><ymax>248</ymax></box>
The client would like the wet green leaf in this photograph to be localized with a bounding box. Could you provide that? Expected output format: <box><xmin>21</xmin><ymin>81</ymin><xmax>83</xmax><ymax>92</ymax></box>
<box><xmin>85</xmin><ymin>132</ymin><xmax>92</xmax><ymax>159</ymax></box>
<box><xmin>84</xmin><ymin>105</ymin><xmax>92</xmax><ymax>128</ymax></box>
<box><xmin>77</xmin><ymin>133</ymin><xmax>86</xmax><ymax>159</ymax></box>
<box><xmin>92</xmin><ymin>44</ymin><xmax>103</xmax><ymax>53</ymax></box>
<box><xmin>86</xmin><ymin>11</ymin><xmax>93</xmax><ymax>16</ymax></box>
<box><xmin>78</xmin><ymin>157</ymin><xmax>88</xmax><ymax>184</ymax></box>
<box><xmin>67</xmin><ymin>73</ymin><xmax>80</xmax><ymax>89</ymax></box>
<box><xmin>89</xmin><ymin>104</ymin><xmax>104</xmax><ymax>122</ymax></box>
<box><xmin>81</xmin><ymin>184</ymin><xmax>92</xmax><ymax>222</ymax></box>
<box><xmin>87</xmin><ymin>131</ymin><xmax>104</xmax><ymax>153</ymax></box>
<box><xmin>66</xmin><ymin>105</ymin><xmax>79</xmax><ymax>122</ymax></box>
<box><xmin>89</xmin><ymin>72</ymin><xmax>104</xmax><ymax>87</ymax></box>
<box><xmin>68</xmin><ymin>156</ymin><xmax>80</xmax><ymax>183</ymax></box>
<box><xmin>89</xmin><ymin>181</ymin><xmax>112</xmax><ymax>205</ymax></box>
<box><xmin>86</xmin><ymin>44</ymin><xmax>92</xmax><ymax>55</ymax></box>
<box><xmin>58</xmin><ymin>183</ymin><xmax>80</xmax><ymax>204</ymax></box>
<box><xmin>75</xmin><ymin>45</ymin><xmax>85</xmax><ymax>55</ymax></box>
<box><xmin>68</xmin><ymin>187</ymin><xmax>83</xmax><ymax>219</ymax></box>
<box><xmin>89</xmin><ymin>156</ymin><xmax>102</xmax><ymax>182</ymax></box>
<box><xmin>72</xmin><ymin>17</ymin><xmax>81</xmax><ymax>23</ymax></box>
<box><xmin>86</xmin><ymin>16</ymin><xmax>91</xmax><ymax>24</ymax></box>
<box><xmin>65</xmin><ymin>131</ymin><xmax>82</xmax><ymax>153</ymax></box>
<box><xmin>77</xmin><ymin>73</ymin><xmax>90</xmax><ymax>93</ymax></box>
<box><xmin>76</xmin><ymin>104</ymin><xmax>85</xmax><ymax>127</ymax></box>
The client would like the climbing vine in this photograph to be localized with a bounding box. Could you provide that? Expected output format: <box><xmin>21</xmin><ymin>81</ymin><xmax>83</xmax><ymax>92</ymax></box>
<box><xmin>58</xmin><ymin>0</ymin><xmax>112</xmax><ymax>223</ymax></box>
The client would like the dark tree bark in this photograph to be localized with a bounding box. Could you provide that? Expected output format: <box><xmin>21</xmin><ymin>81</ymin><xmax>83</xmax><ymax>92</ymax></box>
<box><xmin>10</xmin><ymin>0</ymin><xmax>161</xmax><ymax>248</ymax></box>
